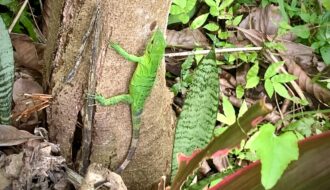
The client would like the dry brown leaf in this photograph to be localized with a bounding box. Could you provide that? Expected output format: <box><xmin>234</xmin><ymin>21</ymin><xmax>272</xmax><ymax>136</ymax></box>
<box><xmin>279</xmin><ymin>40</ymin><xmax>327</xmax><ymax>75</ymax></box>
<box><xmin>0</xmin><ymin>125</ymin><xmax>43</xmax><ymax>146</ymax></box>
<box><xmin>11</xmin><ymin>34</ymin><xmax>43</xmax><ymax>73</ymax></box>
<box><xmin>284</xmin><ymin>58</ymin><xmax>330</xmax><ymax>105</ymax></box>
<box><xmin>238</xmin><ymin>4</ymin><xmax>295</xmax><ymax>41</ymax></box>
<box><xmin>12</xmin><ymin>141</ymin><xmax>67</xmax><ymax>189</ymax></box>
<box><xmin>166</xmin><ymin>28</ymin><xmax>210</xmax><ymax>49</ymax></box>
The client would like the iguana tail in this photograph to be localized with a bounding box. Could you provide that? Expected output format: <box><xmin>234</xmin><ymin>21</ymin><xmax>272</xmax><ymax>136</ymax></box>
<box><xmin>115</xmin><ymin>111</ymin><xmax>141</xmax><ymax>174</ymax></box>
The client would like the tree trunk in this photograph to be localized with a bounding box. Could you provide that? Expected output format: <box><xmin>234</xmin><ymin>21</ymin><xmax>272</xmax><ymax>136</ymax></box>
<box><xmin>43</xmin><ymin>0</ymin><xmax>174</xmax><ymax>189</ymax></box>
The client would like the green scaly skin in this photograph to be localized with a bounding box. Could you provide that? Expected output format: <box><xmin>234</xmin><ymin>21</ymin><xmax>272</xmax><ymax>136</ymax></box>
<box><xmin>95</xmin><ymin>29</ymin><xmax>166</xmax><ymax>174</ymax></box>
<box><xmin>171</xmin><ymin>49</ymin><xmax>219</xmax><ymax>181</ymax></box>
<box><xmin>0</xmin><ymin>18</ymin><xmax>14</xmax><ymax>124</ymax></box>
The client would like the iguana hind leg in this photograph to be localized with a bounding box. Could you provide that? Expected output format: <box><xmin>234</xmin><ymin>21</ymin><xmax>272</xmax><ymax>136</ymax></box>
<box><xmin>95</xmin><ymin>94</ymin><xmax>132</xmax><ymax>106</ymax></box>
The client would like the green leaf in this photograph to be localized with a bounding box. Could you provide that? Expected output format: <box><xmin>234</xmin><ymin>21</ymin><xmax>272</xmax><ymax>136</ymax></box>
<box><xmin>185</xmin><ymin>0</ymin><xmax>197</xmax><ymax>11</ymax></box>
<box><xmin>322</xmin><ymin>0</ymin><xmax>330</xmax><ymax>11</ymax></box>
<box><xmin>190</xmin><ymin>13</ymin><xmax>209</xmax><ymax>30</ymax></box>
<box><xmin>273</xmin><ymin>82</ymin><xmax>291</xmax><ymax>99</ymax></box>
<box><xmin>264</xmin><ymin>79</ymin><xmax>274</xmax><ymax>98</ymax></box>
<box><xmin>232</xmin><ymin>15</ymin><xmax>243</xmax><ymax>26</ymax></box>
<box><xmin>236</xmin><ymin>85</ymin><xmax>244</xmax><ymax>99</ymax></box>
<box><xmin>284</xmin><ymin>117</ymin><xmax>314</xmax><ymax>137</ymax></box>
<box><xmin>170</xmin><ymin>4</ymin><xmax>184</xmax><ymax>15</ymax></box>
<box><xmin>204</xmin><ymin>0</ymin><xmax>216</xmax><ymax>7</ymax></box>
<box><xmin>209</xmin><ymin>6</ymin><xmax>219</xmax><ymax>16</ymax></box>
<box><xmin>291</xmin><ymin>25</ymin><xmax>310</xmax><ymax>39</ymax></box>
<box><xmin>237</xmin><ymin>100</ymin><xmax>248</xmax><ymax>119</ymax></box>
<box><xmin>245</xmin><ymin>63</ymin><xmax>260</xmax><ymax>89</ymax></box>
<box><xmin>221</xmin><ymin>95</ymin><xmax>236</xmax><ymax>125</ymax></box>
<box><xmin>246</xmin><ymin>76</ymin><xmax>260</xmax><ymax>89</ymax></box>
<box><xmin>178</xmin><ymin>14</ymin><xmax>190</xmax><ymax>24</ymax></box>
<box><xmin>264</xmin><ymin>61</ymin><xmax>284</xmax><ymax>79</ymax></box>
<box><xmin>246</xmin><ymin>124</ymin><xmax>299</xmax><ymax>189</ymax></box>
<box><xmin>271</xmin><ymin>74</ymin><xmax>297</xmax><ymax>83</ymax></box>
<box><xmin>173</xmin><ymin>0</ymin><xmax>186</xmax><ymax>8</ymax></box>
<box><xmin>203</xmin><ymin>22</ymin><xmax>219</xmax><ymax>31</ymax></box>
<box><xmin>238</xmin><ymin>52</ymin><xmax>247</xmax><ymax>62</ymax></box>
<box><xmin>219</xmin><ymin>0</ymin><xmax>234</xmax><ymax>10</ymax></box>
<box><xmin>320</xmin><ymin>45</ymin><xmax>330</xmax><ymax>65</ymax></box>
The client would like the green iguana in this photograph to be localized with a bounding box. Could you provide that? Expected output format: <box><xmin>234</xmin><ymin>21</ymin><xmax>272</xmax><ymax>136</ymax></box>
<box><xmin>171</xmin><ymin>49</ymin><xmax>219</xmax><ymax>181</ymax></box>
<box><xmin>95</xmin><ymin>29</ymin><xmax>166</xmax><ymax>173</ymax></box>
<box><xmin>0</xmin><ymin>17</ymin><xmax>14</xmax><ymax>125</ymax></box>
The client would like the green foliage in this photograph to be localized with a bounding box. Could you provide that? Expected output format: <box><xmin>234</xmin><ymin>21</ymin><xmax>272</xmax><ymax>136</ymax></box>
<box><xmin>0</xmin><ymin>16</ymin><xmax>14</xmax><ymax>124</ymax></box>
<box><xmin>171</xmin><ymin>55</ymin><xmax>194</xmax><ymax>95</ymax></box>
<box><xmin>263</xmin><ymin>61</ymin><xmax>297</xmax><ymax>99</ymax></box>
<box><xmin>246</xmin><ymin>123</ymin><xmax>299</xmax><ymax>189</ymax></box>
<box><xmin>190</xmin><ymin>13</ymin><xmax>209</xmax><ymax>29</ymax></box>
<box><xmin>217</xmin><ymin>97</ymin><xmax>248</xmax><ymax>126</ymax></box>
<box><xmin>169</xmin><ymin>0</ymin><xmax>197</xmax><ymax>24</ymax></box>
<box><xmin>245</xmin><ymin>62</ymin><xmax>260</xmax><ymax>89</ymax></box>
<box><xmin>0</xmin><ymin>0</ymin><xmax>38</xmax><ymax>41</ymax></box>
<box><xmin>171</xmin><ymin>100</ymin><xmax>272</xmax><ymax>189</ymax></box>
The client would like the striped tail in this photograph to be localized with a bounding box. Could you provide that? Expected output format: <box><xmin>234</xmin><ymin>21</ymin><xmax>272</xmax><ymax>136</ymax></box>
<box><xmin>0</xmin><ymin>18</ymin><xmax>14</xmax><ymax>124</ymax></box>
<box><xmin>115</xmin><ymin>112</ymin><xmax>141</xmax><ymax>173</ymax></box>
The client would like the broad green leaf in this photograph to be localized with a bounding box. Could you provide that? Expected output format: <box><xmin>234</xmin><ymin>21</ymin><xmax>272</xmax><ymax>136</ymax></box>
<box><xmin>320</xmin><ymin>45</ymin><xmax>330</xmax><ymax>65</ymax></box>
<box><xmin>322</xmin><ymin>0</ymin><xmax>330</xmax><ymax>11</ymax></box>
<box><xmin>232</xmin><ymin>15</ymin><xmax>243</xmax><ymax>26</ymax></box>
<box><xmin>217</xmin><ymin>113</ymin><xmax>230</xmax><ymax>125</ymax></box>
<box><xmin>190</xmin><ymin>13</ymin><xmax>209</xmax><ymax>29</ymax></box>
<box><xmin>178</xmin><ymin>14</ymin><xmax>190</xmax><ymax>24</ymax></box>
<box><xmin>228</xmin><ymin>54</ymin><xmax>236</xmax><ymax>63</ymax></box>
<box><xmin>264</xmin><ymin>61</ymin><xmax>284</xmax><ymax>79</ymax></box>
<box><xmin>203</xmin><ymin>22</ymin><xmax>219</xmax><ymax>31</ymax></box>
<box><xmin>185</xmin><ymin>0</ymin><xmax>197</xmax><ymax>12</ymax></box>
<box><xmin>209</xmin><ymin>6</ymin><xmax>219</xmax><ymax>16</ymax></box>
<box><xmin>291</xmin><ymin>25</ymin><xmax>310</xmax><ymax>39</ymax></box>
<box><xmin>219</xmin><ymin>0</ymin><xmax>234</xmax><ymax>10</ymax></box>
<box><xmin>264</xmin><ymin>79</ymin><xmax>274</xmax><ymax>98</ymax></box>
<box><xmin>247</xmin><ymin>124</ymin><xmax>299</xmax><ymax>189</ymax></box>
<box><xmin>245</xmin><ymin>63</ymin><xmax>260</xmax><ymax>89</ymax></box>
<box><xmin>170</xmin><ymin>4</ymin><xmax>184</xmax><ymax>15</ymax></box>
<box><xmin>238</xmin><ymin>52</ymin><xmax>247</xmax><ymax>62</ymax></box>
<box><xmin>218</xmin><ymin>31</ymin><xmax>230</xmax><ymax>39</ymax></box>
<box><xmin>237</xmin><ymin>100</ymin><xmax>248</xmax><ymax>119</ymax></box>
<box><xmin>222</xmin><ymin>96</ymin><xmax>236</xmax><ymax>125</ymax></box>
<box><xmin>204</xmin><ymin>0</ymin><xmax>216</xmax><ymax>7</ymax></box>
<box><xmin>271</xmin><ymin>74</ymin><xmax>297</xmax><ymax>83</ymax></box>
<box><xmin>246</xmin><ymin>76</ymin><xmax>260</xmax><ymax>89</ymax></box>
<box><xmin>273</xmin><ymin>82</ymin><xmax>291</xmax><ymax>99</ymax></box>
<box><xmin>236</xmin><ymin>85</ymin><xmax>244</xmax><ymax>99</ymax></box>
<box><xmin>173</xmin><ymin>0</ymin><xmax>186</xmax><ymax>8</ymax></box>
<box><xmin>284</xmin><ymin>117</ymin><xmax>314</xmax><ymax>137</ymax></box>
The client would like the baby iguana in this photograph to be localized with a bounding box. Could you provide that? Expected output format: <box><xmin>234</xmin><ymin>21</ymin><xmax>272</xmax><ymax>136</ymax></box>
<box><xmin>95</xmin><ymin>29</ymin><xmax>166</xmax><ymax>173</ymax></box>
<box><xmin>0</xmin><ymin>17</ymin><xmax>14</xmax><ymax>124</ymax></box>
<box><xmin>171</xmin><ymin>49</ymin><xmax>219</xmax><ymax>181</ymax></box>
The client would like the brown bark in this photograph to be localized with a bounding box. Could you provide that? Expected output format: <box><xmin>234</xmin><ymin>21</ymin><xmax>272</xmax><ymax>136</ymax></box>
<box><xmin>43</xmin><ymin>0</ymin><xmax>174</xmax><ymax>189</ymax></box>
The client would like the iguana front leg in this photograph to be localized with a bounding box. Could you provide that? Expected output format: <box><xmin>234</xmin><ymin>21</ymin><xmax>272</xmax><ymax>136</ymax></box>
<box><xmin>95</xmin><ymin>94</ymin><xmax>133</xmax><ymax>106</ymax></box>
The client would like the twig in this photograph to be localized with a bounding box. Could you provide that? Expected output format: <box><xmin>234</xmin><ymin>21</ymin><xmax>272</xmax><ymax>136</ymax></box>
<box><xmin>8</xmin><ymin>0</ymin><xmax>29</xmax><ymax>32</ymax></box>
<box><xmin>64</xmin><ymin>4</ymin><xmax>100</xmax><ymax>83</ymax></box>
<box><xmin>164</xmin><ymin>47</ymin><xmax>263</xmax><ymax>57</ymax></box>
<box><xmin>80</xmin><ymin>1</ymin><xmax>101</xmax><ymax>174</ymax></box>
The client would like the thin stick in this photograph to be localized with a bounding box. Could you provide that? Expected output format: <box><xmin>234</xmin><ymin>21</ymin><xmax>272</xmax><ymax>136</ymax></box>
<box><xmin>8</xmin><ymin>0</ymin><xmax>29</xmax><ymax>32</ymax></box>
<box><xmin>64</xmin><ymin>5</ymin><xmax>99</xmax><ymax>83</ymax></box>
<box><xmin>164</xmin><ymin>47</ymin><xmax>262</xmax><ymax>57</ymax></box>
